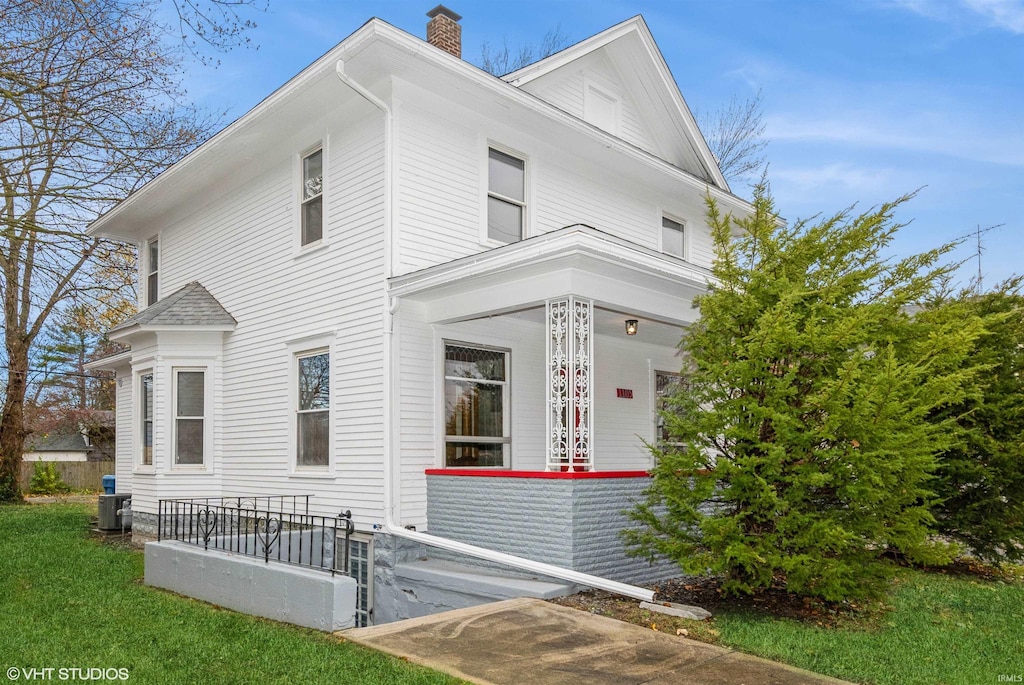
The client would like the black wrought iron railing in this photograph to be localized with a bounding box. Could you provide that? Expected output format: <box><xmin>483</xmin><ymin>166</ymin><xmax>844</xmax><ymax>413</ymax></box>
<box><xmin>157</xmin><ymin>495</ymin><xmax>354</xmax><ymax>576</ymax></box>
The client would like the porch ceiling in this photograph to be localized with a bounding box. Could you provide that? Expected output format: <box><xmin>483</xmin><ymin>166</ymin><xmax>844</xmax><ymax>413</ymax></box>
<box><xmin>388</xmin><ymin>225</ymin><xmax>710</xmax><ymax>327</ymax></box>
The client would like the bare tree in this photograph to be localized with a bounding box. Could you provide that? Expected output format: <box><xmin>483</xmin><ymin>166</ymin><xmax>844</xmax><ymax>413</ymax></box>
<box><xmin>0</xmin><ymin>0</ymin><xmax>261</xmax><ymax>502</ymax></box>
<box><xmin>478</xmin><ymin>26</ymin><xmax>571</xmax><ymax>76</ymax></box>
<box><xmin>696</xmin><ymin>89</ymin><xmax>768</xmax><ymax>187</ymax></box>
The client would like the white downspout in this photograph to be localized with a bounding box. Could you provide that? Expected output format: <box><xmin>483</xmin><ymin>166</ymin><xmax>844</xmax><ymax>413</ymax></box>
<box><xmin>334</xmin><ymin>60</ymin><xmax>654</xmax><ymax>603</ymax></box>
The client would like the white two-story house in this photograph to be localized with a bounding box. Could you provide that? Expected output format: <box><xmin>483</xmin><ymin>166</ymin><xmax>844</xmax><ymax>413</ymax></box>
<box><xmin>88</xmin><ymin>7</ymin><xmax>752</xmax><ymax>626</ymax></box>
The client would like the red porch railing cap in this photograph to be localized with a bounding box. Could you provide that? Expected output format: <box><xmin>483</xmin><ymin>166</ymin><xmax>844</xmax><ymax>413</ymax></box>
<box><xmin>424</xmin><ymin>469</ymin><xmax>650</xmax><ymax>479</ymax></box>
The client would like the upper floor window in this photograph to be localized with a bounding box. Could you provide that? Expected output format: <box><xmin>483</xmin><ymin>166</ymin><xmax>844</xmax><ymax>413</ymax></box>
<box><xmin>296</xmin><ymin>350</ymin><xmax>329</xmax><ymax>467</ymax></box>
<box><xmin>140</xmin><ymin>372</ymin><xmax>154</xmax><ymax>466</ymax></box>
<box><xmin>301</xmin><ymin>148</ymin><xmax>323</xmax><ymax>246</ymax></box>
<box><xmin>174</xmin><ymin>369</ymin><xmax>205</xmax><ymax>465</ymax></box>
<box><xmin>444</xmin><ymin>343</ymin><xmax>510</xmax><ymax>467</ymax></box>
<box><xmin>147</xmin><ymin>239</ymin><xmax>159</xmax><ymax>306</ymax></box>
<box><xmin>487</xmin><ymin>148</ymin><xmax>525</xmax><ymax>244</ymax></box>
<box><xmin>661</xmin><ymin>216</ymin><xmax>685</xmax><ymax>259</ymax></box>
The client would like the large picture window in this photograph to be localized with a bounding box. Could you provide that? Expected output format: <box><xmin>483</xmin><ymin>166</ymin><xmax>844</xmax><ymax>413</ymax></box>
<box><xmin>140</xmin><ymin>372</ymin><xmax>153</xmax><ymax>466</ymax></box>
<box><xmin>487</xmin><ymin>148</ymin><xmax>525</xmax><ymax>244</ymax></box>
<box><xmin>301</xmin><ymin>148</ymin><xmax>323</xmax><ymax>246</ymax></box>
<box><xmin>174</xmin><ymin>370</ymin><xmax>205</xmax><ymax>465</ymax></box>
<box><xmin>444</xmin><ymin>344</ymin><xmax>509</xmax><ymax>467</ymax></box>
<box><xmin>297</xmin><ymin>351</ymin><xmax>330</xmax><ymax>467</ymax></box>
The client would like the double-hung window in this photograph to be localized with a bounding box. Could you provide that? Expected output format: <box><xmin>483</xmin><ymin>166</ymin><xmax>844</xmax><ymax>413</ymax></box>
<box><xmin>487</xmin><ymin>148</ymin><xmax>525</xmax><ymax>244</ymax></box>
<box><xmin>147</xmin><ymin>239</ymin><xmax>159</xmax><ymax>306</ymax></box>
<box><xmin>174</xmin><ymin>370</ymin><xmax>205</xmax><ymax>465</ymax></box>
<box><xmin>655</xmin><ymin>371</ymin><xmax>686</xmax><ymax>451</ymax></box>
<box><xmin>661</xmin><ymin>216</ymin><xmax>685</xmax><ymax>259</ymax></box>
<box><xmin>444</xmin><ymin>344</ymin><xmax>510</xmax><ymax>467</ymax></box>
<box><xmin>140</xmin><ymin>373</ymin><xmax>154</xmax><ymax>466</ymax></box>
<box><xmin>301</xmin><ymin>148</ymin><xmax>323</xmax><ymax>246</ymax></box>
<box><xmin>296</xmin><ymin>351</ymin><xmax>330</xmax><ymax>467</ymax></box>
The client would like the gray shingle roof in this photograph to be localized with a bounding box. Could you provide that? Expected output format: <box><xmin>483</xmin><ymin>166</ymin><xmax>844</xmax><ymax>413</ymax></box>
<box><xmin>25</xmin><ymin>432</ymin><xmax>89</xmax><ymax>453</ymax></box>
<box><xmin>110</xmin><ymin>281</ymin><xmax>236</xmax><ymax>333</ymax></box>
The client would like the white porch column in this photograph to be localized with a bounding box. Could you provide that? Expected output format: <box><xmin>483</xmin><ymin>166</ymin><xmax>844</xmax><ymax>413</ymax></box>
<box><xmin>546</xmin><ymin>297</ymin><xmax>594</xmax><ymax>471</ymax></box>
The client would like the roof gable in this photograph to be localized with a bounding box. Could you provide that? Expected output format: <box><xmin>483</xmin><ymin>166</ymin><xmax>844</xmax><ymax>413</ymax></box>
<box><xmin>504</xmin><ymin>17</ymin><xmax>728</xmax><ymax>191</ymax></box>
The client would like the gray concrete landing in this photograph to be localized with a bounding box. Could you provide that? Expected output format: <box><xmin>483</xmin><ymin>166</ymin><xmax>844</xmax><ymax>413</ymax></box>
<box><xmin>341</xmin><ymin>597</ymin><xmax>853</xmax><ymax>685</ymax></box>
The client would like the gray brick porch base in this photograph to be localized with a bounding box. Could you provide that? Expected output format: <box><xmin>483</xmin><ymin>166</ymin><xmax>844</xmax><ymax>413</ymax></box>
<box><xmin>425</xmin><ymin>472</ymin><xmax>679</xmax><ymax>585</ymax></box>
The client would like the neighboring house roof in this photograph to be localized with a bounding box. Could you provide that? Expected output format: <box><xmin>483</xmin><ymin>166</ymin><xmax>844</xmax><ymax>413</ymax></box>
<box><xmin>24</xmin><ymin>432</ymin><xmax>90</xmax><ymax>453</ymax></box>
<box><xmin>109</xmin><ymin>281</ymin><xmax>236</xmax><ymax>337</ymax></box>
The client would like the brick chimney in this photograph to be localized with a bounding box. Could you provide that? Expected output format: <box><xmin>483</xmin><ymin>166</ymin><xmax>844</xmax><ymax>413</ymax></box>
<box><xmin>426</xmin><ymin>5</ymin><xmax>462</xmax><ymax>58</ymax></box>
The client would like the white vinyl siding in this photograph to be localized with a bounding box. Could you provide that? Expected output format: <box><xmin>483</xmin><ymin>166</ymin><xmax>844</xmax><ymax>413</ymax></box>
<box><xmin>130</xmin><ymin>107</ymin><xmax>385</xmax><ymax>522</ymax></box>
<box><xmin>393</xmin><ymin>81</ymin><xmax>716</xmax><ymax>276</ymax></box>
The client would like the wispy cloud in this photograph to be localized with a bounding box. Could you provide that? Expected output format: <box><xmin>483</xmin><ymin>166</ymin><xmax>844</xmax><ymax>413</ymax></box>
<box><xmin>964</xmin><ymin>0</ymin><xmax>1024</xmax><ymax>32</ymax></box>
<box><xmin>766</xmin><ymin>111</ymin><xmax>1024</xmax><ymax>167</ymax></box>
<box><xmin>771</xmin><ymin>163</ymin><xmax>899</xmax><ymax>196</ymax></box>
<box><xmin>887</xmin><ymin>0</ymin><xmax>1024</xmax><ymax>33</ymax></box>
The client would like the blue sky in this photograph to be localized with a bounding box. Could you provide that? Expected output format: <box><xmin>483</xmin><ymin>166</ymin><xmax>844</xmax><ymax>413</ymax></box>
<box><xmin>184</xmin><ymin>0</ymin><xmax>1023</xmax><ymax>288</ymax></box>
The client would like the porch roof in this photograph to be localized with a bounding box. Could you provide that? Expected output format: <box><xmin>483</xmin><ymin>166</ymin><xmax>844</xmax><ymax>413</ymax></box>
<box><xmin>388</xmin><ymin>225</ymin><xmax>712</xmax><ymax>326</ymax></box>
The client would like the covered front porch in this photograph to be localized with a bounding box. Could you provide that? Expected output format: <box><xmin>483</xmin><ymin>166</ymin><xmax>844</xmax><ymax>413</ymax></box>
<box><xmin>390</xmin><ymin>225</ymin><xmax>707</xmax><ymax>583</ymax></box>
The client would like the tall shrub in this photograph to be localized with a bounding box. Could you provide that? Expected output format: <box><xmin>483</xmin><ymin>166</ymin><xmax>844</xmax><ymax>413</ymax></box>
<box><xmin>627</xmin><ymin>185</ymin><xmax>984</xmax><ymax>601</ymax></box>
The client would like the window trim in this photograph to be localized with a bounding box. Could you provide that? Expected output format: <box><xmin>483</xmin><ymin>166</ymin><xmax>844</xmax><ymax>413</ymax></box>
<box><xmin>136</xmin><ymin>369</ymin><xmax>155</xmax><ymax>472</ymax></box>
<box><xmin>442</xmin><ymin>340</ymin><xmax>512</xmax><ymax>469</ymax></box>
<box><xmin>660</xmin><ymin>213</ymin><xmax>688</xmax><ymax>260</ymax></box>
<box><xmin>288</xmin><ymin>335</ymin><xmax>335</xmax><ymax>475</ymax></box>
<box><xmin>171</xmin><ymin>367</ymin><xmax>207</xmax><ymax>468</ymax></box>
<box><xmin>482</xmin><ymin>143</ymin><xmax>528</xmax><ymax>246</ymax></box>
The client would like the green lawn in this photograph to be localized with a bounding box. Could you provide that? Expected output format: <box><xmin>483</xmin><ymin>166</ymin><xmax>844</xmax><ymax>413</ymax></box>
<box><xmin>0</xmin><ymin>504</ymin><xmax>461</xmax><ymax>685</ymax></box>
<box><xmin>713</xmin><ymin>567</ymin><xmax>1024</xmax><ymax>685</ymax></box>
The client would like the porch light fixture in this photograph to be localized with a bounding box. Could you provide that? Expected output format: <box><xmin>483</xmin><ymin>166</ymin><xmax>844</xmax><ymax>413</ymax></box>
<box><xmin>625</xmin><ymin>319</ymin><xmax>638</xmax><ymax>336</ymax></box>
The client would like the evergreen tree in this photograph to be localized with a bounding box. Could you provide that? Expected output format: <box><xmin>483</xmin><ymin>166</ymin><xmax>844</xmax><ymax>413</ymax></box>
<box><xmin>627</xmin><ymin>183</ymin><xmax>984</xmax><ymax>601</ymax></box>
<box><xmin>927</xmin><ymin>279</ymin><xmax>1024</xmax><ymax>562</ymax></box>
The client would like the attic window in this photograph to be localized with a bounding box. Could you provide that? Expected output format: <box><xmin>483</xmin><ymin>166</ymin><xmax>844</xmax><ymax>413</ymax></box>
<box><xmin>584</xmin><ymin>81</ymin><xmax>620</xmax><ymax>135</ymax></box>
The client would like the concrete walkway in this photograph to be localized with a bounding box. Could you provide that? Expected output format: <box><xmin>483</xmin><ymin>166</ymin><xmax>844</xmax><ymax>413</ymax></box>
<box><xmin>341</xmin><ymin>598</ymin><xmax>853</xmax><ymax>685</ymax></box>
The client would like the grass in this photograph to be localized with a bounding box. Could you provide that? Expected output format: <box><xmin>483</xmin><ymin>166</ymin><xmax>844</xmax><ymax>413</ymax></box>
<box><xmin>558</xmin><ymin>564</ymin><xmax>1024</xmax><ymax>685</ymax></box>
<box><xmin>713</xmin><ymin>567</ymin><xmax>1024</xmax><ymax>685</ymax></box>
<box><xmin>0</xmin><ymin>504</ymin><xmax>462</xmax><ymax>685</ymax></box>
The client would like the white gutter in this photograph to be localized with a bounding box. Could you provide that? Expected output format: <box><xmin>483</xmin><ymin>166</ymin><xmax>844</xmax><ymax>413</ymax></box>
<box><xmin>333</xmin><ymin>61</ymin><xmax>654</xmax><ymax>603</ymax></box>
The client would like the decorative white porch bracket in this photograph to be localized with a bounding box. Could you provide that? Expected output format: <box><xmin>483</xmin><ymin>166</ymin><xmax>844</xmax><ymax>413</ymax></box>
<box><xmin>546</xmin><ymin>297</ymin><xmax>593</xmax><ymax>471</ymax></box>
